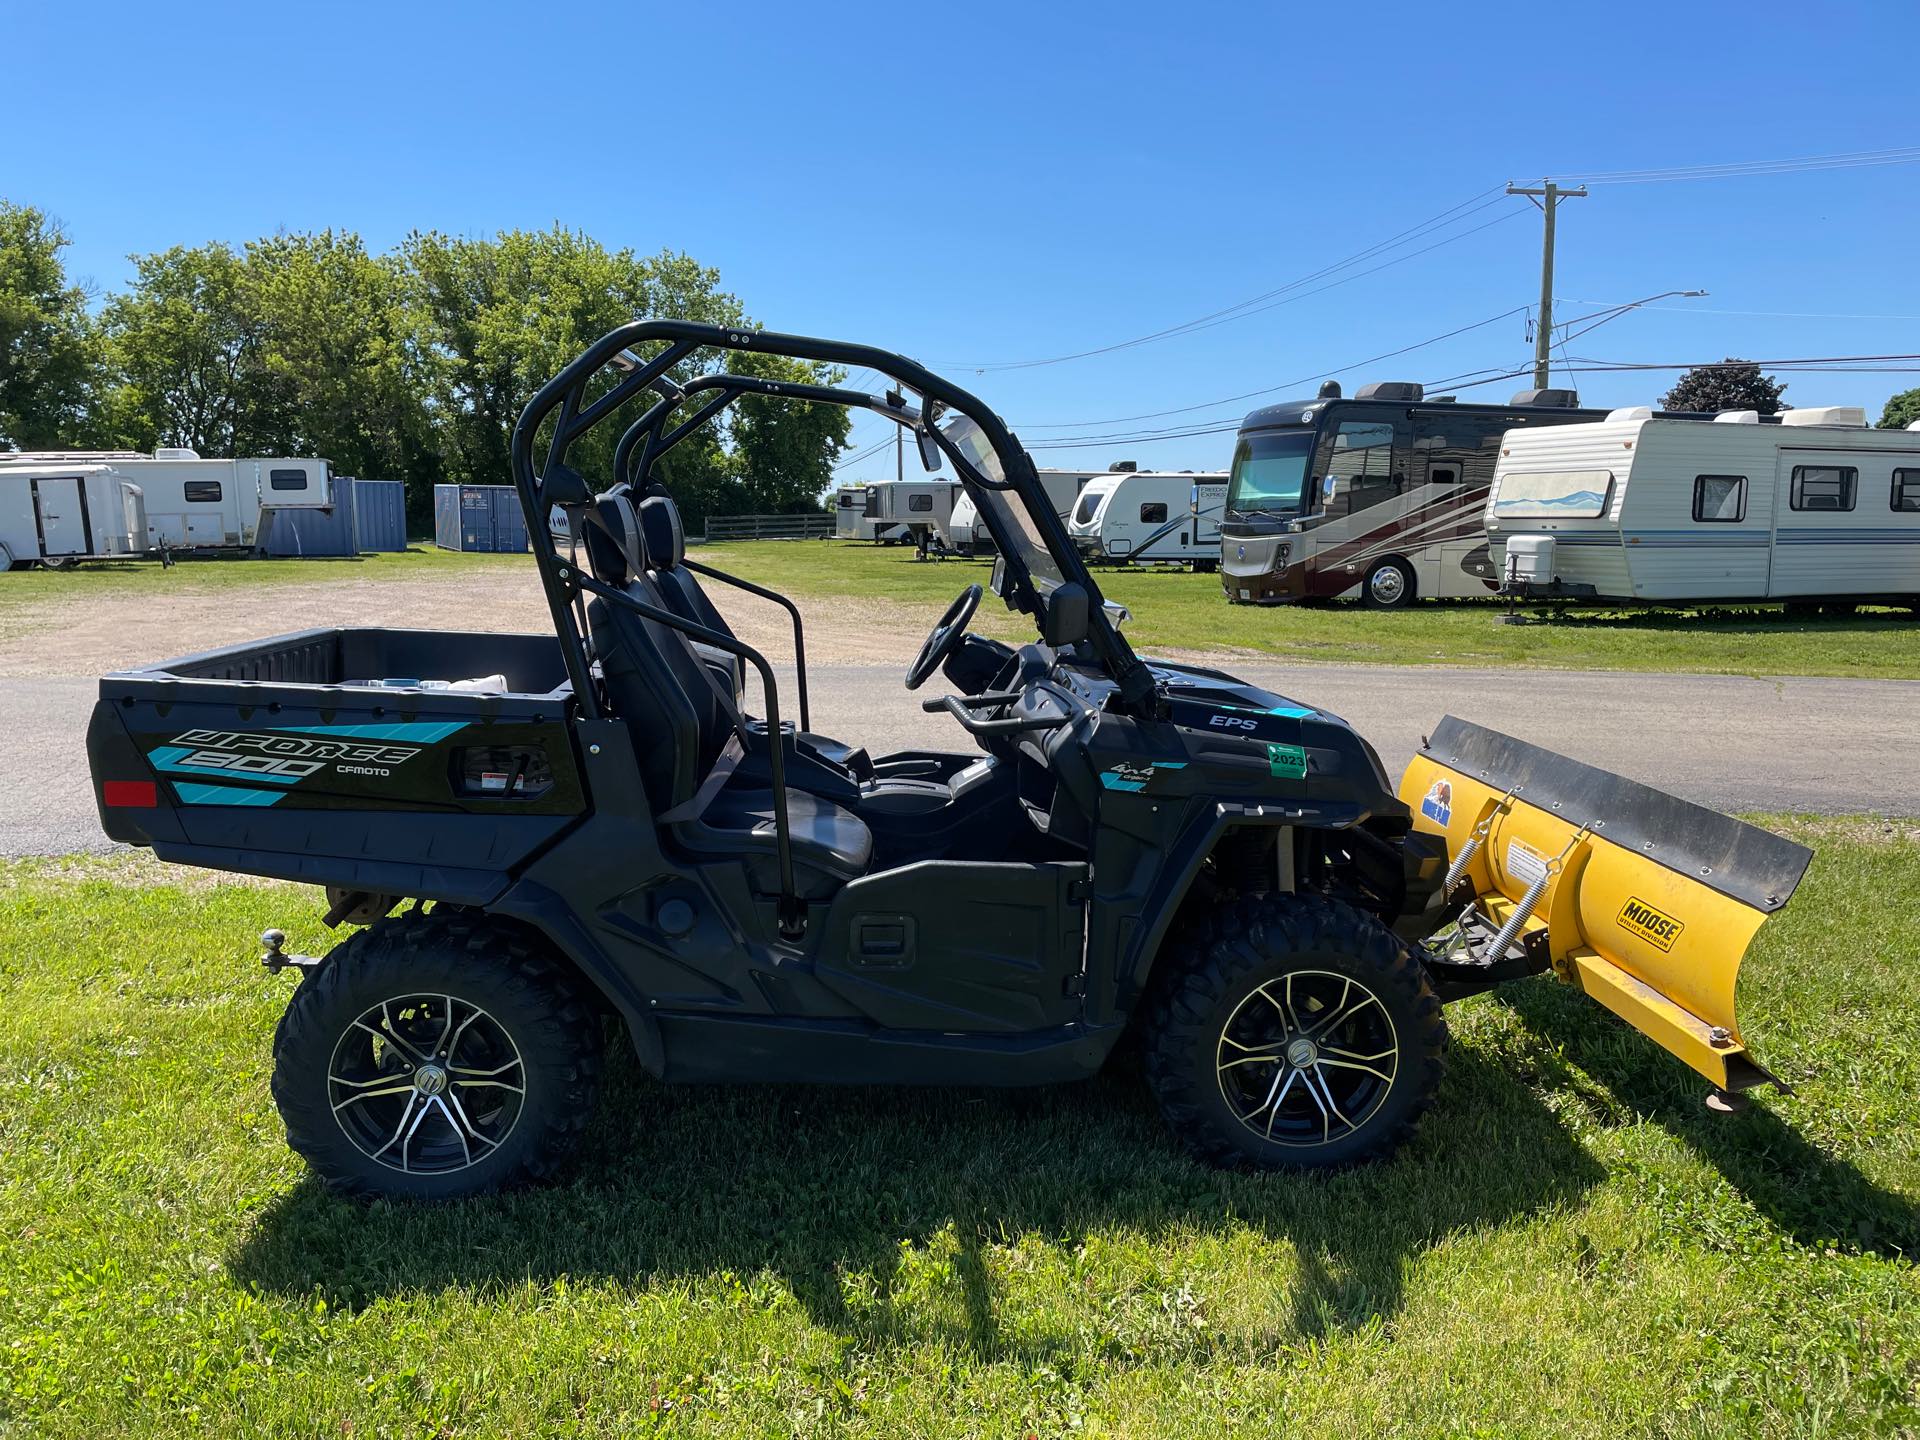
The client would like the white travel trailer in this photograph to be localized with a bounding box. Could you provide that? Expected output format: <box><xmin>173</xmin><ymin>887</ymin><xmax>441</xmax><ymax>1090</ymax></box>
<box><xmin>864</xmin><ymin>478</ymin><xmax>959</xmax><ymax>551</ymax></box>
<box><xmin>1488</xmin><ymin>406</ymin><xmax>1920</xmax><ymax>607</ymax></box>
<box><xmin>948</xmin><ymin>468</ymin><xmax>1106</xmax><ymax>555</ymax></box>
<box><xmin>1067</xmin><ymin>471</ymin><xmax>1228</xmax><ymax>566</ymax></box>
<box><xmin>832</xmin><ymin>484</ymin><xmax>909</xmax><ymax>542</ymax></box>
<box><xmin>0</xmin><ymin>449</ymin><xmax>333</xmax><ymax>554</ymax></box>
<box><xmin>0</xmin><ymin>464</ymin><xmax>149</xmax><ymax>568</ymax></box>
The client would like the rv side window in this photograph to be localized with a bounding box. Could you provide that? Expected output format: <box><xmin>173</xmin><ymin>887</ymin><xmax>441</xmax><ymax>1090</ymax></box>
<box><xmin>268</xmin><ymin>468</ymin><xmax>309</xmax><ymax>491</ymax></box>
<box><xmin>909</xmin><ymin>493</ymin><xmax>933</xmax><ymax>513</ymax></box>
<box><xmin>1892</xmin><ymin>469</ymin><xmax>1920</xmax><ymax>513</ymax></box>
<box><xmin>1074</xmin><ymin>492</ymin><xmax>1100</xmax><ymax>524</ymax></box>
<box><xmin>1789</xmin><ymin>465</ymin><xmax>1856</xmax><ymax>512</ymax></box>
<box><xmin>1139</xmin><ymin>502</ymin><xmax>1168</xmax><ymax>524</ymax></box>
<box><xmin>1692</xmin><ymin>475</ymin><xmax>1747</xmax><ymax>523</ymax></box>
<box><xmin>183</xmin><ymin>480</ymin><xmax>223</xmax><ymax>503</ymax></box>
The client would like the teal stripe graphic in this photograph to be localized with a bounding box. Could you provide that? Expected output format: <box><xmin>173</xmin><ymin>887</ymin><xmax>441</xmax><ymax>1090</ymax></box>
<box><xmin>173</xmin><ymin>782</ymin><xmax>285</xmax><ymax>807</ymax></box>
<box><xmin>273</xmin><ymin>721</ymin><xmax>470</xmax><ymax>742</ymax></box>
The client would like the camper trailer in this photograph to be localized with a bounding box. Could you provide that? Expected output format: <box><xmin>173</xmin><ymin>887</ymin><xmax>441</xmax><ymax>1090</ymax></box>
<box><xmin>1489</xmin><ymin>407</ymin><xmax>1920</xmax><ymax>607</ymax></box>
<box><xmin>834</xmin><ymin>484</ymin><xmax>909</xmax><ymax>542</ymax></box>
<box><xmin>1067</xmin><ymin>470</ymin><xmax>1228</xmax><ymax>566</ymax></box>
<box><xmin>949</xmin><ymin>468</ymin><xmax>1106</xmax><ymax>555</ymax></box>
<box><xmin>0</xmin><ymin>449</ymin><xmax>333</xmax><ymax>554</ymax></box>
<box><xmin>865</xmin><ymin>478</ymin><xmax>959</xmax><ymax>552</ymax></box>
<box><xmin>0</xmin><ymin>464</ymin><xmax>149</xmax><ymax>568</ymax></box>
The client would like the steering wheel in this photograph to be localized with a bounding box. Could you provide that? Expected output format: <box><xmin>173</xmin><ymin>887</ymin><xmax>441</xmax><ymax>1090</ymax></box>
<box><xmin>905</xmin><ymin>583</ymin><xmax>983</xmax><ymax>691</ymax></box>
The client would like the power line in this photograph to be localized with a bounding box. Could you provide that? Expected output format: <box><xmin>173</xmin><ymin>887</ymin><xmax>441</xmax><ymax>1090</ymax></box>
<box><xmin>940</xmin><ymin>187</ymin><xmax>1515</xmax><ymax>372</ymax></box>
<box><xmin>1550</xmin><ymin>145</ymin><xmax>1920</xmax><ymax>186</ymax></box>
<box><xmin>1016</xmin><ymin>304</ymin><xmax>1531</xmax><ymax>431</ymax></box>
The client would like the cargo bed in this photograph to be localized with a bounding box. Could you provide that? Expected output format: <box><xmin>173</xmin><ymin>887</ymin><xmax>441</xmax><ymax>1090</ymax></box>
<box><xmin>89</xmin><ymin>628</ymin><xmax>588</xmax><ymax>903</ymax></box>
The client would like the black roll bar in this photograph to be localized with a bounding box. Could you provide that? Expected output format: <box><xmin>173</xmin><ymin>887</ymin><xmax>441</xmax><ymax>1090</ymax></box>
<box><xmin>510</xmin><ymin>320</ymin><xmax>1157</xmax><ymax>931</ymax></box>
<box><xmin>570</xmin><ymin>566</ymin><xmax>806</xmax><ymax>936</ymax></box>
<box><xmin>682</xmin><ymin>558</ymin><xmax>811</xmax><ymax>732</ymax></box>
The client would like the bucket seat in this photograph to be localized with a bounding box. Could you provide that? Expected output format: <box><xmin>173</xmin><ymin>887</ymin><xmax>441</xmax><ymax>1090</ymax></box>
<box><xmin>579</xmin><ymin>493</ymin><xmax>871</xmax><ymax>898</ymax></box>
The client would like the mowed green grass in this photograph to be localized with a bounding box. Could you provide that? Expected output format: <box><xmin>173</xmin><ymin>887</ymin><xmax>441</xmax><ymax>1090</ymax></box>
<box><xmin>700</xmin><ymin>541</ymin><xmax>1920</xmax><ymax>679</ymax></box>
<box><xmin>5</xmin><ymin>539</ymin><xmax>1917</xmax><ymax>678</ymax></box>
<box><xmin>0</xmin><ymin>544</ymin><xmax>515</xmax><ymax>606</ymax></box>
<box><xmin>2</xmin><ymin>822</ymin><xmax>1916</xmax><ymax>1438</ymax></box>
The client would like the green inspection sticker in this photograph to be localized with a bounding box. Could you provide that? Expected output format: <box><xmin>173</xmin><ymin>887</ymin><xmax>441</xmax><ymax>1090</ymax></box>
<box><xmin>1266</xmin><ymin>742</ymin><xmax>1307</xmax><ymax>779</ymax></box>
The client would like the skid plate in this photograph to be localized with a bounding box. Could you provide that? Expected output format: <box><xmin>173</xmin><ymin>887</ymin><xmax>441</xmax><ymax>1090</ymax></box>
<box><xmin>1400</xmin><ymin>717</ymin><xmax>1813</xmax><ymax>1089</ymax></box>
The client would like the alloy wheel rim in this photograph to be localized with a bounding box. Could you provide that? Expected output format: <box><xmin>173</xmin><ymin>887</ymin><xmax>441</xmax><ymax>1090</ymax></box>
<box><xmin>328</xmin><ymin>994</ymin><xmax>526</xmax><ymax>1174</ymax></box>
<box><xmin>1370</xmin><ymin>567</ymin><xmax>1406</xmax><ymax>604</ymax></box>
<box><xmin>1215</xmin><ymin>969</ymin><xmax>1399</xmax><ymax>1147</ymax></box>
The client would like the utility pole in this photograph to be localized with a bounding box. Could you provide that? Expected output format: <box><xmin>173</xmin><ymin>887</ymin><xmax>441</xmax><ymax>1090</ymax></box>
<box><xmin>895</xmin><ymin>426</ymin><xmax>903</xmax><ymax>484</ymax></box>
<box><xmin>1506</xmin><ymin>180</ymin><xmax>1587</xmax><ymax>389</ymax></box>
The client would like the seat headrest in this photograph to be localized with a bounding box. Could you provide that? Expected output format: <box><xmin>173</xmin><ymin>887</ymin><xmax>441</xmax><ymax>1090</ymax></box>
<box><xmin>638</xmin><ymin>495</ymin><xmax>685</xmax><ymax>570</ymax></box>
<box><xmin>580</xmin><ymin>493</ymin><xmax>646</xmax><ymax>585</ymax></box>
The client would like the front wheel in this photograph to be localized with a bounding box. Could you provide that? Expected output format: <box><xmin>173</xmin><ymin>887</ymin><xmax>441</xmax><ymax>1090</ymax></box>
<box><xmin>1362</xmin><ymin>558</ymin><xmax>1415</xmax><ymax>609</ymax></box>
<box><xmin>1144</xmin><ymin>896</ymin><xmax>1446</xmax><ymax>1169</ymax></box>
<box><xmin>271</xmin><ymin>911</ymin><xmax>604</xmax><ymax>1200</ymax></box>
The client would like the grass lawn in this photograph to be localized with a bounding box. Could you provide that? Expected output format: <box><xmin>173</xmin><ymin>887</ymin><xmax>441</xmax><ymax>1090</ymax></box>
<box><xmin>1</xmin><ymin>821</ymin><xmax>1915</xmax><ymax>1437</ymax></box>
<box><xmin>0</xmin><ymin>545</ymin><xmax>517</xmax><ymax>606</ymax></box>
<box><xmin>698</xmin><ymin>542</ymin><xmax>1920</xmax><ymax>680</ymax></box>
<box><xmin>3</xmin><ymin>539</ymin><xmax>1916</xmax><ymax>678</ymax></box>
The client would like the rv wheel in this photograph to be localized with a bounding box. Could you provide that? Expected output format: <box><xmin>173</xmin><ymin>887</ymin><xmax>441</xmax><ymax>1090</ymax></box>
<box><xmin>1362</xmin><ymin>558</ymin><xmax>1415</xmax><ymax>609</ymax></box>
<box><xmin>271</xmin><ymin>911</ymin><xmax>604</xmax><ymax>1201</ymax></box>
<box><xmin>1144</xmin><ymin>895</ymin><xmax>1447</xmax><ymax>1170</ymax></box>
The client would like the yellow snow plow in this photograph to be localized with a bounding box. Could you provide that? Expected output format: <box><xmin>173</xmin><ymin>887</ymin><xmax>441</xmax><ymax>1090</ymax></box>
<box><xmin>1400</xmin><ymin>718</ymin><xmax>1813</xmax><ymax>1091</ymax></box>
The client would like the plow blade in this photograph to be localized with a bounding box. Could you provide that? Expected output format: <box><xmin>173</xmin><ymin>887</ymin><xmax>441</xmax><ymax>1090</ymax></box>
<box><xmin>1400</xmin><ymin>717</ymin><xmax>1813</xmax><ymax>1091</ymax></box>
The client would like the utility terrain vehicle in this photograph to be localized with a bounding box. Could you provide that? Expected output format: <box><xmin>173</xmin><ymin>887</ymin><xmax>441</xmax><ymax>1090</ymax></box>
<box><xmin>88</xmin><ymin>323</ymin><xmax>1814</xmax><ymax>1199</ymax></box>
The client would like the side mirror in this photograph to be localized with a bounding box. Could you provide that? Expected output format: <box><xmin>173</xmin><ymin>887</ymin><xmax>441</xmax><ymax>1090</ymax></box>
<box><xmin>989</xmin><ymin>555</ymin><xmax>1007</xmax><ymax>597</ymax></box>
<box><xmin>916</xmin><ymin>428</ymin><xmax>943</xmax><ymax>472</ymax></box>
<box><xmin>1044</xmin><ymin>581</ymin><xmax>1091</xmax><ymax>648</ymax></box>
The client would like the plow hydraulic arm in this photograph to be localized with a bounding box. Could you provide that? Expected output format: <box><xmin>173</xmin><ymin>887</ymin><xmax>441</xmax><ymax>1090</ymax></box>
<box><xmin>1399</xmin><ymin>717</ymin><xmax>1814</xmax><ymax>1091</ymax></box>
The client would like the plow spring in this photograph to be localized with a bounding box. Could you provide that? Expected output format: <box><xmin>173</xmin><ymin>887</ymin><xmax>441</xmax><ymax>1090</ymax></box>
<box><xmin>1400</xmin><ymin>717</ymin><xmax>1814</xmax><ymax>1092</ymax></box>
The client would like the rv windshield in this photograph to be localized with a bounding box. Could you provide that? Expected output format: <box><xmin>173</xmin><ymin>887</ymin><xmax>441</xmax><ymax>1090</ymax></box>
<box><xmin>1226</xmin><ymin>429</ymin><xmax>1315</xmax><ymax>516</ymax></box>
<box><xmin>941</xmin><ymin>415</ymin><xmax>1065</xmax><ymax>590</ymax></box>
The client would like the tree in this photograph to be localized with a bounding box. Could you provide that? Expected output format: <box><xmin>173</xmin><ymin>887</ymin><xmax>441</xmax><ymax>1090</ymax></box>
<box><xmin>0</xmin><ymin>202</ymin><xmax>106</xmax><ymax>448</ymax></box>
<box><xmin>1660</xmin><ymin>359</ymin><xmax>1788</xmax><ymax>415</ymax></box>
<box><xmin>1879</xmin><ymin>388</ymin><xmax>1920</xmax><ymax>430</ymax></box>
<box><xmin>99</xmin><ymin>242</ymin><xmax>272</xmax><ymax>455</ymax></box>
<box><xmin>724</xmin><ymin>350</ymin><xmax>852</xmax><ymax>518</ymax></box>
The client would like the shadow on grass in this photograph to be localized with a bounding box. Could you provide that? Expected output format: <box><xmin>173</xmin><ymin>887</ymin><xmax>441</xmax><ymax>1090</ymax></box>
<box><xmin>228</xmin><ymin>1044</ymin><xmax>1602</xmax><ymax>1356</ymax></box>
<box><xmin>1496</xmin><ymin>981</ymin><xmax>1919</xmax><ymax>1258</ymax></box>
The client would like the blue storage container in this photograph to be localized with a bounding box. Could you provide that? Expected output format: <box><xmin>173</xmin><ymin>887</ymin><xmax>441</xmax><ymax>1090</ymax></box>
<box><xmin>260</xmin><ymin>478</ymin><xmax>358</xmax><ymax>557</ymax></box>
<box><xmin>351</xmin><ymin>479</ymin><xmax>408</xmax><ymax>552</ymax></box>
<box><xmin>432</xmin><ymin>483</ymin><xmax>530</xmax><ymax>553</ymax></box>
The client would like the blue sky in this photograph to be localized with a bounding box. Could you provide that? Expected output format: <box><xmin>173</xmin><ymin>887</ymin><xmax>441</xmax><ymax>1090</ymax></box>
<box><xmin>6</xmin><ymin>0</ymin><xmax>1919</xmax><ymax>476</ymax></box>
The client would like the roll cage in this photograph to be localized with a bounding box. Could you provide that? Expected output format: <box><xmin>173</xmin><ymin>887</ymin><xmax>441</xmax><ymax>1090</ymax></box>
<box><xmin>508</xmin><ymin>321</ymin><xmax>1155</xmax><ymax>931</ymax></box>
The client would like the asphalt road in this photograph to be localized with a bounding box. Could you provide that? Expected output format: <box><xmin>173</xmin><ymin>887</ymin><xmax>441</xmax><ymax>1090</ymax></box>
<box><xmin>11</xmin><ymin>663</ymin><xmax>1916</xmax><ymax>858</ymax></box>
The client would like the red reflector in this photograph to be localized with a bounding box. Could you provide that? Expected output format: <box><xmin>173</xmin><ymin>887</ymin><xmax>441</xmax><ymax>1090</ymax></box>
<box><xmin>103</xmin><ymin>781</ymin><xmax>158</xmax><ymax>809</ymax></box>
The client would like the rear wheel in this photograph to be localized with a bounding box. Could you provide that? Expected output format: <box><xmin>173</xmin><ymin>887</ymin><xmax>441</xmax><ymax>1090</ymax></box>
<box><xmin>1362</xmin><ymin>558</ymin><xmax>1415</xmax><ymax>609</ymax></box>
<box><xmin>1144</xmin><ymin>895</ymin><xmax>1446</xmax><ymax>1169</ymax></box>
<box><xmin>271</xmin><ymin>911</ymin><xmax>603</xmax><ymax>1200</ymax></box>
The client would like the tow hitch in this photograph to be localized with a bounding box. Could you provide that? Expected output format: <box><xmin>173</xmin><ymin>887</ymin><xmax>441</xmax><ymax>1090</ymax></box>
<box><xmin>1401</xmin><ymin>717</ymin><xmax>1813</xmax><ymax>1092</ymax></box>
<box><xmin>259</xmin><ymin>929</ymin><xmax>321</xmax><ymax>975</ymax></box>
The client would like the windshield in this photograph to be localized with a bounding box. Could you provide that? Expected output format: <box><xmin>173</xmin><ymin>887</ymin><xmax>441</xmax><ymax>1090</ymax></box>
<box><xmin>1226</xmin><ymin>429</ymin><xmax>1315</xmax><ymax>515</ymax></box>
<box><xmin>942</xmin><ymin>414</ymin><xmax>1065</xmax><ymax>589</ymax></box>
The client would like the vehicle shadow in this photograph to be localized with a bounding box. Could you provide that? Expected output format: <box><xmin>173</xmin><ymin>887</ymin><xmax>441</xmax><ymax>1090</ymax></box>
<box><xmin>228</xmin><ymin>1043</ymin><xmax>1603</xmax><ymax>1357</ymax></box>
<box><xmin>1495</xmin><ymin>981</ymin><xmax>1919</xmax><ymax>1258</ymax></box>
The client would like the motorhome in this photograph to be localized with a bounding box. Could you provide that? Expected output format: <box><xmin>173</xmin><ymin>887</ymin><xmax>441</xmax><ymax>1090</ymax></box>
<box><xmin>949</xmin><ymin>468</ymin><xmax>1106</xmax><ymax>555</ymax></box>
<box><xmin>1067</xmin><ymin>471</ymin><xmax>1227</xmax><ymax>566</ymax></box>
<box><xmin>1218</xmin><ymin>381</ymin><xmax>1612</xmax><ymax>607</ymax></box>
<box><xmin>0</xmin><ymin>449</ymin><xmax>332</xmax><ymax>554</ymax></box>
<box><xmin>1489</xmin><ymin>406</ymin><xmax>1920</xmax><ymax>608</ymax></box>
<box><xmin>864</xmin><ymin>478</ymin><xmax>959</xmax><ymax>551</ymax></box>
<box><xmin>0</xmin><ymin>464</ymin><xmax>149</xmax><ymax>568</ymax></box>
